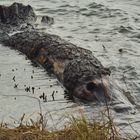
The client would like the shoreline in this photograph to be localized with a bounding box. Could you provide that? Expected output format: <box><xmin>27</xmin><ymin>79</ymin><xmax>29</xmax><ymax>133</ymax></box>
<box><xmin>0</xmin><ymin>113</ymin><xmax>130</xmax><ymax>140</ymax></box>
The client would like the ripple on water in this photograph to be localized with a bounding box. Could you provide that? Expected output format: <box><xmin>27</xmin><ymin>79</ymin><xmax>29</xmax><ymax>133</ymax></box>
<box><xmin>83</xmin><ymin>2</ymin><xmax>125</xmax><ymax>18</ymax></box>
<box><xmin>117</xmin><ymin>26</ymin><xmax>134</xmax><ymax>33</ymax></box>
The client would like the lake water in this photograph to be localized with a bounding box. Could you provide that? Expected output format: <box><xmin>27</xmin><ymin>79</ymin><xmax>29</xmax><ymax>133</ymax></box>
<box><xmin>0</xmin><ymin>0</ymin><xmax>140</xmax><ymax>136</ymax></box>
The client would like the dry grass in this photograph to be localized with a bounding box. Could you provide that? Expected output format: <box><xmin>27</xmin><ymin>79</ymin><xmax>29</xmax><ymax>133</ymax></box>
<box><xmin>0</xmin><ymin>113</ymin><xmax>129</xmax><ymax>140</ymax></box>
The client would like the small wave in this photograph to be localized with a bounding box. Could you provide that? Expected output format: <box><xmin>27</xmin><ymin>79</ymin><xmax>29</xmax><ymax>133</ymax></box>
<box><xmin>36</xmin><ymin>7</ymin><xmax>48</xmax><ymax>11</ymax></box>
<box><xmin>81</xmin><ymin>11</ymin><xmax>97</xmax><ymax>17</ymax></box>
<box><xmin>79</xmin><ymin>8</ymin><xmax>88</xmax><ymax>12</ymax></box>
<box><xmin>59</xmin><ymin>4</ymin><xmax>78</xmax><ymax>9</ymax></box>
<box><xmin>46</xmin><ymin>8</ymin><xmax>68</xmax><ymax>15</ymax></box>
<box><xmin>88</xmin><ymin>2</ymin><xmax>103</xmax><ymax>9</ymax></box>
<box><xmin>113</xmin><ymin>103</ymin><xmax>133</xmax><ymax>113</ymax></box>
<box><xmin>88</xmin><ymin>28</ymin><xmax>100</xmax><ymax>34</ymax></box>
<box><xmin>81</xmin><ymin>2</ymin><xmax>125</xmax><ymax>19</ymax></box>
<box><xmin>131</xmin><ymin>33</ymin><xmax>140</xmax><ymax>39</ymax></box>
<box><xmin>115</xmin><ymin>26</ymin><xmax>134</xmax><ymax>33</ymax></box>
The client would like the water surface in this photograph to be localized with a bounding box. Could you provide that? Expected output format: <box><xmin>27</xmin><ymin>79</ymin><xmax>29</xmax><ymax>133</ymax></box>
<box><xmin>0</xmin><ymin>0</ymin><xmax>140</xmax><ymax>136</ymax></box>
